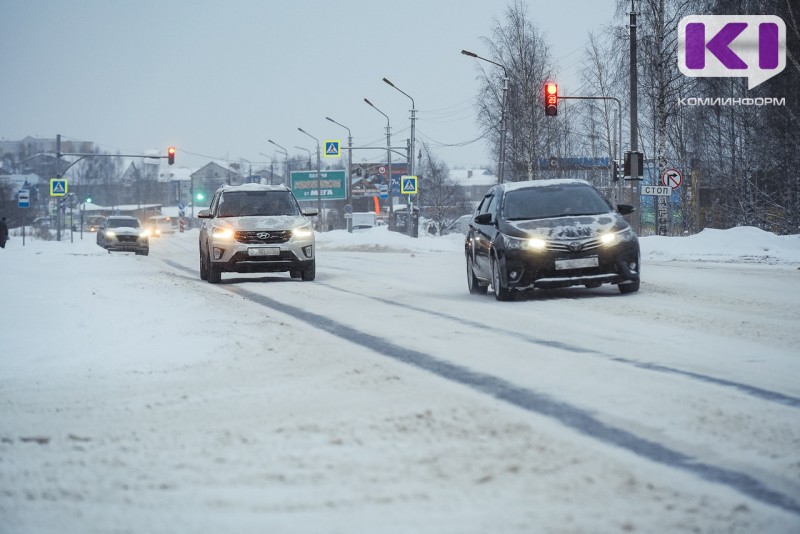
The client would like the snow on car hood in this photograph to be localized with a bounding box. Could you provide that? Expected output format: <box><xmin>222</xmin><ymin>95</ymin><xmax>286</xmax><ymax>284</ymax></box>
<box><xmin>110</xmin><ymin>226</ymin><xmax>143</xmax><ymax>235</ymax></box>
<box><xmin>504</xmin><ymin>213</ymin><xmax>627</xmax><ymax>240</ymax></box>
<box><xmin>217</xmin><ymin>216</ymin><xmax>310</xmax><ymax>231</ymax></box>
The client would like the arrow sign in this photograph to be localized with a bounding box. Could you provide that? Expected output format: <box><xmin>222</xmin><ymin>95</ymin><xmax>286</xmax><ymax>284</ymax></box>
<box><xmin>401</xmin><ymin>175</ymin><xmax>418</xmax><ymax>195</ymax></box>
<box><xmin>661</xmin><ymin>168</ymin><xmax>682</xmax><ymax>189</ymax></box>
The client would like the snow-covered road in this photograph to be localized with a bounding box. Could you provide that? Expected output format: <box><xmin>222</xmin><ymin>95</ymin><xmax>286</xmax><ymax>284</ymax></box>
<box><xmin>1</xmin><ymin>228</ymin><xmax>799</xmax><ymax>533</ymax></box>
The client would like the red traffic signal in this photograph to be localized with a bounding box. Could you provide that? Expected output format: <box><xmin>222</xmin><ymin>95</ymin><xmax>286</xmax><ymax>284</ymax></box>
<box><xmin>544</xmin><ymin>82</ymin><xmax>558</xmax><ymax>116</ymax></box>
<box><xmin>167</xmin><ymin>146</ymin><xmax>176</xmax><ymax>165</ymax></box>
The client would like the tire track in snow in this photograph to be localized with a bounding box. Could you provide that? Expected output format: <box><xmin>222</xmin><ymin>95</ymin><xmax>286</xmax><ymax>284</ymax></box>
<box><xmin>222</xmin><ymin>283</ymin><xmax>800</xmax><ymax>517</ymax></box>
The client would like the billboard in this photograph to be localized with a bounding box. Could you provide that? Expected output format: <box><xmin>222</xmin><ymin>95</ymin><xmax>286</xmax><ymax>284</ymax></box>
<box><xmin>351</xmin><ymin>162</ymin><xmax>408</xmax><ymax>198</ymax></box>
<box><xmin>290</xmin><ymin>170</ymin><xmax>346</xmax><ymax>201</ymax></box>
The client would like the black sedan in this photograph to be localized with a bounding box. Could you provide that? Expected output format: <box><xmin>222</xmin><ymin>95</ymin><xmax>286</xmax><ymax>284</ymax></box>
<box><xmin>465</xmin><ymin>179</ymin><xmax>640</xmax><ymax>301</ymax></box>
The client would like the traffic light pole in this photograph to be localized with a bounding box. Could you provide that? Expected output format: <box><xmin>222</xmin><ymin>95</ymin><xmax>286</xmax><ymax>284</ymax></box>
<box><xmin>560</xmin><ymin>95</ymin><xmax>623</xmax><ymax>205</ymax></box>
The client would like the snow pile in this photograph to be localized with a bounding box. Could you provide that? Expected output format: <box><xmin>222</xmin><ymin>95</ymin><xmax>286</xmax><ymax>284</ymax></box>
<box><xmin>641</xmin><ymin>226</ymin><xmax>800</xmax><ymax>264</ymax></box>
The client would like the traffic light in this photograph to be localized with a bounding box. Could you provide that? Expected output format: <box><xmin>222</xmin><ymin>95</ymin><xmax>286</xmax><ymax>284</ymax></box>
<box><xmin>86</xmin><ymin>195</ymin><xmax>93</xmax><ymax>203</ymax></box>
<box><xmin>196</xmin><ymin>192</ymin><xmax>205</xmax><ymax>202</ymax></box>
<box><xmin>544</xmin><ymin>82</ymin><xmax>558</xmax><ymax>116</ymax></box>
<box><xmin>167</xmin><ymin>146</ymin><xmax>176</xmax><ymax>165</ymax></box>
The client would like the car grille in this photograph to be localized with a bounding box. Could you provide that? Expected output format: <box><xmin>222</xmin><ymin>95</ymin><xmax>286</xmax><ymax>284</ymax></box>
<box><xmin>546</xmin><ymin>238</ymin><xmax>601</xmax><ymax>253</ymax></box>
<box><xmin>117</xmin><ymin>235</ymin><xmax>139</xmax><ymax>243</ymax></box>
<box><xmin>235</xmin><ymin>230</ymin><xmax>291</xmax><ymax>244</ymax></box>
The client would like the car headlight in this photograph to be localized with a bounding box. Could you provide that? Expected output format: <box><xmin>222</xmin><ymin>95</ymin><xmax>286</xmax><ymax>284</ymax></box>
<box><xmin>139</xmin><ymin>231</ymin><xmax>149</xmax><ymax>238</ymax></box>
<box><xmin>105</xmin><ymin>230</ymin><xmax>116</xmax><ymax>237</ymax></box>
<box><xmin>600</xmin><ymin>228</ymin><xmax>635</xmax><ymax>246</ymax></box>
<box><xmin>504</xmin><ymin>235</ymin><xmax>547</xmax><ymax>251</ymax></box>
<box><xmin>292</xmin><ymin>225</ymin><xmax>314</xmax><ymax>239</ymax></box>
<box><xmin>212</xmin><ymin>227</ymin><xmax>234</xmax><ymax>240</ymax></box>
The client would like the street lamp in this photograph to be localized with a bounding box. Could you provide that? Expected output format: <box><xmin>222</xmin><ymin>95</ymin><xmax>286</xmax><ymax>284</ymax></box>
<box><xmin>364</xmin><ymin>98</ymin><xmax>394</xmax><ymax>221</ymax></box>
<box><xmin>297</xmin><ymin>127</ymin><xmax>322</xmax><ymax>221</ymax></box>
<box><xmin>383</xmin><ymin>77</ymin><xmax>417</xmax><ymax>237</ymax></box>
<box><xmin>326</xmin><ymin>116</ymin><xmax>353</xmax><ymax>232</ymax></box>
<box><xmin>258</xmin><ymin>153</ymin><xmax>276</xmax><ymax>184</ymax></box>
<box><xmin>462</xmin><ymin>49</ymin><xmax>508</xmax><ymax>183</ymax></box>
<box><xmin>294</xmin><ymin>146</ymin><xmax>312</xmax><ymax>170</ymax></box>
<box><xmin>267</xmin><ymin>139</ymin><xmax>289</xmax><ymax>185</ymax></box>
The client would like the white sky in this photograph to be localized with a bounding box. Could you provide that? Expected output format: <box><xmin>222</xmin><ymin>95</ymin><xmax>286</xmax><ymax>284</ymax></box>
<box><xmin>1</xmin><ymin>224</ymin><xmax>799</xmax><ymax>531</ymax></box>
<box><xmin>0</xmin><ymin>0</ymin><xmax>618</xmax><ymax>171</ymax></box>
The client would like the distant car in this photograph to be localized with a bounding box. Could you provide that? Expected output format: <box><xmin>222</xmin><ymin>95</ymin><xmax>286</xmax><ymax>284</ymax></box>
<box><xmin>144</xmin><ymin>215</ymin><xmax>176</xmax><ymax>237</ymax></box>
<box><xmin>465</xmin><ymin>179</ymin><xmax>640</xmax><ymax>301</ymax></box>
<box><xmin>197</xmin><ymin>184</ymin><xmax>318</xmax><ymax>284</ymax></box>
<box><xmin>96</xmin><ymin>216</ymin><xmax>149</xmax><ymax>255</ymax></box>
<box><xmin>85</xmin><ymin>216</ymin><xmax>106</xmax><ymax>233</ymax></box>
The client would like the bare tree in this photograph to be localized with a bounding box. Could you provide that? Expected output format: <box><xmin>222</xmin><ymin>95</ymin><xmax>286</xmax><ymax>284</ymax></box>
<box><xmin>417</xmin><ymin>142</ymin><xmax>470</xmax><ymax>233</ymax></box>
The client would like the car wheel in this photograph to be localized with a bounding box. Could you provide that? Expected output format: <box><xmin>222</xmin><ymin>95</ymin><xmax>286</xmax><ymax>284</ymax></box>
<box><xmin>301</xmin><ymin>261</ymin><xmax>316</xmax><ymax>281</ymax></box>
<box><xmin>618</xmin><ymin>279</ymin><xmax>640</xmax><ymax>294</ymax></box>
<box><xmin>492</xmin><ymin>256</ymin><xmax>513</xmax><ymax>301</ymax></box>
<box><xmin>207</xmin><ymin>251</ymin><xmax>222</xmax><ymax>284</ymax></box>
<box><xmin>466</xmin><ymin>254</ymin><xmax>487</xmax><ymax>295</ymax></box>
<box><xmin>199</xmin><ymin>247</ymin><xmax>208</xmax><ymax>280</ymax></box>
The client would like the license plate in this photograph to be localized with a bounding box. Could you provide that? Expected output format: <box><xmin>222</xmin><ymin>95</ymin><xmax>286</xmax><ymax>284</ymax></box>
<box><xmin>555</xmin><ymin>256</ymin><xmax>599</xmax><ymax>270</ymax></box>
<box><xmin>248</xmin><ymin>247</ymin><xmax>279</xmax><ymax>257</ymax></box>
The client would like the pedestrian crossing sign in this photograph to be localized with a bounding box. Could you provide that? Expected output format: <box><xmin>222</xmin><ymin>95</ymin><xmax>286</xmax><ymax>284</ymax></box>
<box><xmin>50</xmin><ymin>178</ymin><xmax>68</xmax><ymax>196</ymax></box>
<box><xmin>401</xmin><ymin>175</ymin><xmax>418</xmax><ymax>195</ymax></box>
<box><xmin>323</xmin><ymin>140</ymin><xmax>340</xmax><ymax>158</ymax></box>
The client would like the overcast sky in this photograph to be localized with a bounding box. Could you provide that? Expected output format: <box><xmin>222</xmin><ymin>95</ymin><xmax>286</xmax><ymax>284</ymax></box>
<box><xmin>1</xmin><ymin>0</ymin><xmax>620</xmax><ymax>172</ymax></box>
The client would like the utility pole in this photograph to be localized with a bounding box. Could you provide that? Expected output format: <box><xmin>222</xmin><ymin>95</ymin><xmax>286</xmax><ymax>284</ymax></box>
<box><xmin>629</xmin><ymin>0</ymin><xmax>642</xmax><ymax>234</ymax></box>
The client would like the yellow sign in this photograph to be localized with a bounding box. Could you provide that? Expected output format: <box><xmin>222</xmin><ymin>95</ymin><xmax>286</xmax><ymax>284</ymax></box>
<box><xmin>323</xmin><ymin>140</ymin><xmax>340</xmax><ymax>158</ymax></box>
<box><xmin>400</xmin><ymin>175</ymin><xmax>418</xmax><ymax>195</ymax></box>
<box><xmin>50</xmin><ymin>178</ymin><xmax>68</xmax><ymax>196</ymax></box>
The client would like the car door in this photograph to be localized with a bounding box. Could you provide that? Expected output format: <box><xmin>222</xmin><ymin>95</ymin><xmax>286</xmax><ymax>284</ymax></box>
<box><xmin>471</xmin><ymin>191</ymin><xmax>499</xmax><ymax>278</ymax></box>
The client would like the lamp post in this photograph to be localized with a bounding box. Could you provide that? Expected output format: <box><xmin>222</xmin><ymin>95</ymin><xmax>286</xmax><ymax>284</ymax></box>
<box><xmin>297</xmin><ymin>127</ymin><xmax>322</xmax><ymax>222</ymax></box>
<box><xmin>325</xmin><ymin>116</ymin><xmax>353</xmax><ymax>232</ymax></box>
<box><xmin>364</xmin><ymin>98</ymin><xmax>393</xmax><ymax>222</ymax></box>
<box><xmin>462</xmin><ymin>49</ymin><xmax>508</xmax><ymax>183</ymax></box>
<box><xmin>383</xmin><ymin>77</ymin><xmax>417</xmax><ymax>237</ymax></box>
<box><xmin>258</xmin><ymin>153</ymin><xmax>276</xmax><ymax>184</ymax></box>
<box><xmin>294</xmin><ymin>146</ymin><xmax>312</xmax><ymax>170</ymax></box>
<box><xmin>267</xmin><ymin>139</ymin><xmax>289</xmax><ymax>186</ymax></box>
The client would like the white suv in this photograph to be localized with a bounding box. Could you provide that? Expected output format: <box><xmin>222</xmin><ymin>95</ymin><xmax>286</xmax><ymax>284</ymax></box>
<box><xmin>197</xmin><ymin>184</ymin><xmax>318</xmax><ymax>284</ymax></box>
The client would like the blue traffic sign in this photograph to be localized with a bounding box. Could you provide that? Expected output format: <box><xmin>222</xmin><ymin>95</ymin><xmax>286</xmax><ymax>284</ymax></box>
<box><xmin>50</xmin><ymin>178</ymin><xmax>68</xmax><ymax>196</ymax></box>
<box><xmin>324</xmin><ymin>140</ymin><xmax>340</xmax><ymax>158</ymax></box>
<box><xmin>401</xmin><ymin>175</ymin><xmax>418</xmax><ymax>195</ymax></box>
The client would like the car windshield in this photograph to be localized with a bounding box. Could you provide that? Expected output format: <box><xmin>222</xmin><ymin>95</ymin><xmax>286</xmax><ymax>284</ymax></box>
<box><xmin>217</xmin><ymin>191</ymin><xmax>301</xmax><ymax>217</ymax></box>
<box><xmin>502</xmin><ymin>184</ymin><xmax>612</xmax><ymax>220</ymax></box>
<box><xmin>108</xmin><ymin>218</ymin><xmax>140</xmax><ymax>228</ymax></box>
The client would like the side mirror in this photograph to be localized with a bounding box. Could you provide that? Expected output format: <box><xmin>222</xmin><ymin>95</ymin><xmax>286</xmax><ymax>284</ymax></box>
<box><xmin>474</xmin><ymin>213</ymin><xmax>492</xmax><ymax>225</ymax></box>
<box><xmin>302</xmin><ymin>208</ymin><xmax>319</xmax><ymax>217</ymax></box>
<box><xmin>617</xmin><ymin>204</ymin><xmax>635</xmax><ymax>216</ymax></box>
<box><xmin>197</xmin><ymin>209</ymin><xmax>211</xmax><ymax>219</ymax></box>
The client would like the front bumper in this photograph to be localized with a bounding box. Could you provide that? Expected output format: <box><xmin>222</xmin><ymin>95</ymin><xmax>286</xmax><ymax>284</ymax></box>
<box><xmin>501</xmin><ymin>240</ymin><xmax>640</xmax><ymax>290</ymax></box>
<box><xmin>209</xmin><ymin>232</ymin><xmax>314</xmax><ymax>273</ymax></box>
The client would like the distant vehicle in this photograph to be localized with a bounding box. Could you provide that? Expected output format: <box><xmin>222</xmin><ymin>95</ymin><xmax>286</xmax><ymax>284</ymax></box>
<box><xmin>465</xmin><ymin>179</ymin><xmax>640</xmax><ymax>301</ymax></box>
<box><xmin>197</xmin><ymin>184</ymin><xmax>318</xmax><ymax>284</ymax></box>
<box><xmin>351</xmin><ymin>211</ymin><xmax>377</xmax><ymax>232</ymax></box>
<box><xmin>85</xmin><ymin>215</ymin><xmax>106</xmax><ymax>233</ymax></box>
<box><xmin>441</xmin><ymin>214</ymin><xmax>472</xmax><ymax>236</ymax></box>
<box><xmin>96</xmin><ymin>216</ymin><xmax>149</xmax><ymax>256</ymax></box>
<box><xmin>144</xmin><ymin>215</ymin><xmax>176</xmax><ymax>237</ymax></box>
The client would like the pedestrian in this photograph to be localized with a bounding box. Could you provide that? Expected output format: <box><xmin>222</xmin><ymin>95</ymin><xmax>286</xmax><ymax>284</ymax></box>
<box><xmin>0</xmin><ymin>217</ymin><xmax>8</xmax><ymax>248</ymax></box>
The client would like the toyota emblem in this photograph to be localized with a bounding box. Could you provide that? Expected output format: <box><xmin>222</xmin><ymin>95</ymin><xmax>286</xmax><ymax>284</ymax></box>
<box><xmin>568</xmin><ymin>241</ymin><xmax>583</xmax><ymax>252</ymax></box>
<box><xmin>257</xmin><ymin>232</ymin><xmax>270</xmax><ymax>240</ymax></box>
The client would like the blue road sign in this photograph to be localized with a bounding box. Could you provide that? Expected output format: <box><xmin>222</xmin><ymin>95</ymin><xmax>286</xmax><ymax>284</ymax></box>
<box><xmin>324</xmin><ymin>140</ymin><xmax>340</xmax><ymax>158</ymax></box>
<box><xmin>50</xmin><ymin>178</ymin><xmax>68</xmax><ymax>196</ymax></box>
<box><xmin>401</xmin><ymin>175</ymin><xmax>418</xmax><ymax>195</ymax></box>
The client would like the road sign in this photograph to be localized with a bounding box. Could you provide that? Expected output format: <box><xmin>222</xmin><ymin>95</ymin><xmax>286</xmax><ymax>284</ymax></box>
<box><xmin>18</xmin><ymin>189</ymin><xmax>30</xmax><ymax>208</ymax></box>
<box><xmin>290</xmin><ymin>170</ymin><xmax>347</xmax><ymax>200</ymax></box>
<box><xmin>401</xmin><ymin>175</ymin><xmax>418</xmax><ymax>195</ymax></box>
<box><xmin>50</xmin><ymin>178</ymin><xmax>68</xmax><ymax>196</ymax></box>
<box><xmin>642</xmin><ymin>185</ymin><xmax>672</xmax><ymax>196</ymax></box>
<box><xmin>661</xmin><ymin>168</ymin><xmax>682</xmax><ymax>189</ymax></box>
<box><xmin>324</xmin><ymin>140</ymin><xmax>340</xmax><ymax>158</ymax></box>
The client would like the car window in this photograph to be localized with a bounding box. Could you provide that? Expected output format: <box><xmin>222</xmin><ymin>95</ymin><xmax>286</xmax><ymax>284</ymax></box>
<box><xmin>108</xmin><ymin>218</ymin><xmax>140</xmax><ymax>228</ymax></box>
<box><xmin>218</xmin><ymin>191</ymin><xmax>300</xmax><ymax>217</ymax></box>
<box><xmin>503</xmin><ymin>184</ymin><xmax>612</xmax><ymax>220</ymax></box>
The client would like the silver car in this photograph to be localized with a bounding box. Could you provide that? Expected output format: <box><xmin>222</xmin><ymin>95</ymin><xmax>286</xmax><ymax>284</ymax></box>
<box><xmin>197</xmin><ymin>184</ymin><xmax>318</xmax><ymax>284</ymax></box>
<box><xmin>96</xmin><ymin>215</ymin><xmax>149</xmax><ymax>255</ymax></box>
